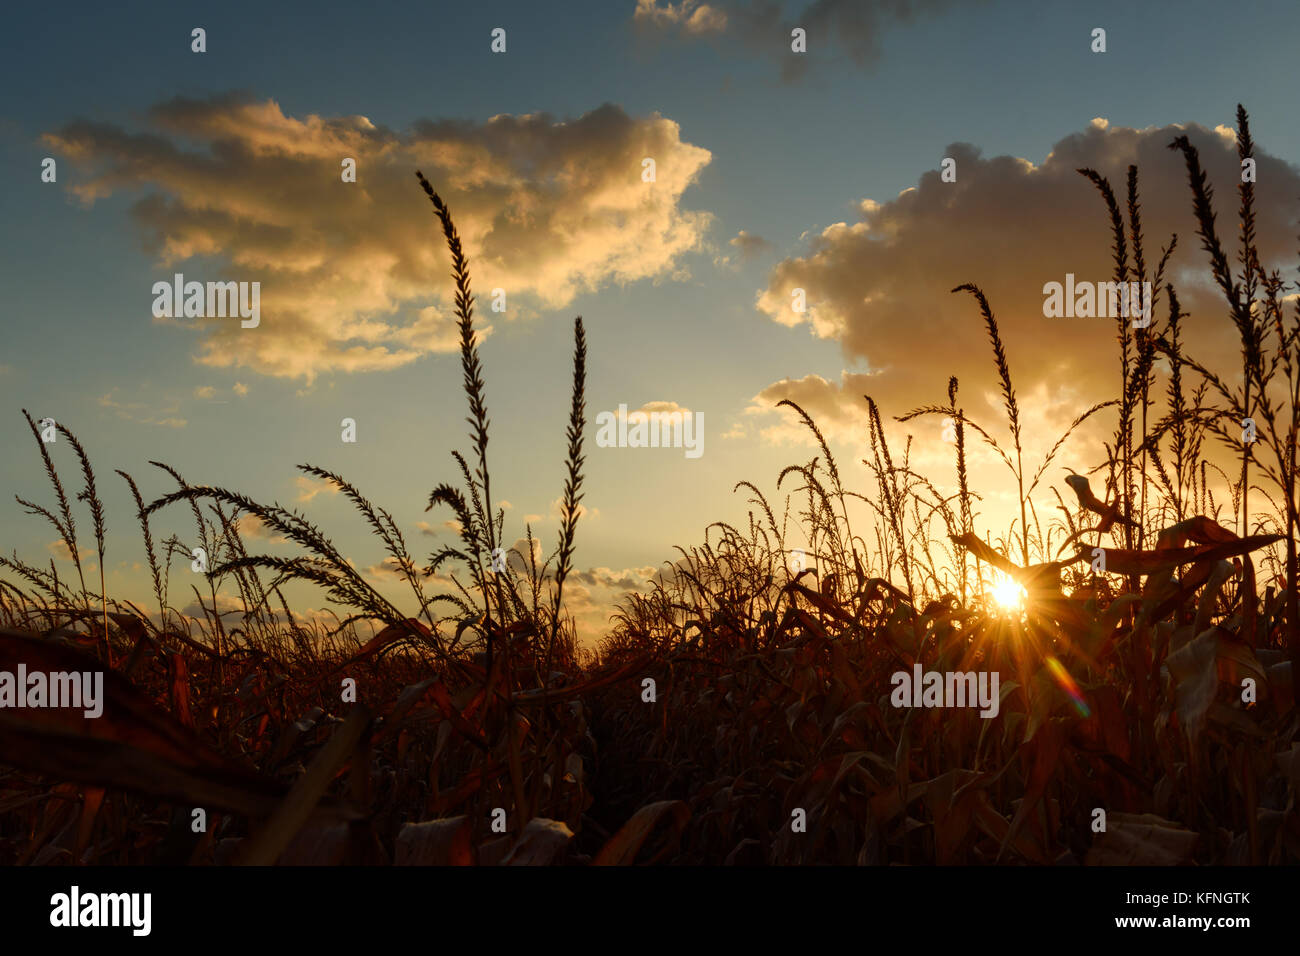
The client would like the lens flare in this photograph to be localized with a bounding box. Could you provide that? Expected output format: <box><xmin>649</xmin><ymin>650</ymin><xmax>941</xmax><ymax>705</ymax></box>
<box><xmin>1045</xmin><ymin>655</ymin><xmax>1091</xmax><ymax>717</ymax></box>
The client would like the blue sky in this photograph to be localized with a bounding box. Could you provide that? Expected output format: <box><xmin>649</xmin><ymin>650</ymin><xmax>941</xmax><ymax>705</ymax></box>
<box><xmin>3</xmin><ymin>0</ymin><xmax>1299</xmax><ymax>642</ymax></box>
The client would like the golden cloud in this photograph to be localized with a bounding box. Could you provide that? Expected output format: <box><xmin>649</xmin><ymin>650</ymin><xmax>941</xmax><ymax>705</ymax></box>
<box><xmin>45</xmin><ymin>95</ymin><xmax>713</xmax><ymax>382</ymax></box>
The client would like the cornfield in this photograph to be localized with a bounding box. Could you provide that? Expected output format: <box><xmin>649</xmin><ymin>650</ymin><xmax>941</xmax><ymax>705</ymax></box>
<box><xmin>3</xmin><ymin>108</ymin><xmax>1299</xmax><ymax>866</ymax></box>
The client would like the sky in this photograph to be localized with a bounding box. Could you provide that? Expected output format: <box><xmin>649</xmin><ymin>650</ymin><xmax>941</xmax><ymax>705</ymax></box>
<box><xmin>2</xmin><ymin>0</ymin><xmax>1299</xmax><ymax>645</ymax></box>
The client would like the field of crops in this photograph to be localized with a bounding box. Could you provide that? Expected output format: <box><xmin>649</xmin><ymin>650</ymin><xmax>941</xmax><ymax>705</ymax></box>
<box><xmin>3</xmin><ymin>114</ymin><xmax>1298</xmax><ymax>865</ymax></box>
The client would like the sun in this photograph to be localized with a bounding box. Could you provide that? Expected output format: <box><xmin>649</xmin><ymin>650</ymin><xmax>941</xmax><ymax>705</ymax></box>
<box><xmin>990</xmin><ymin>571</ymin><xmax>1027</xmax><ymax>613</ymax></box>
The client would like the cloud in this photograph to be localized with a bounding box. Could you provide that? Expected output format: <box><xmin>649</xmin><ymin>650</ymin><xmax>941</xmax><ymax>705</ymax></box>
<box><xmin>743</xmin><ymin>371</ymin><xmax>878</xmax><ymax>444</ymax></box>
<box><xmin>634</xmin><ymin>0</ymin><xmax>728</xmax><ymax>35</ymax></box>
<box><xmin>409</xmin><ymin>519</ymin><xmax>461</xmax><ymax>539</ymax></box>
<box><xmin>363</xmin><ymin>556</ymin><xmax>416</xmax><ymax>584</ymax></box>
<box><xmin>47</xmin><ymin>539</ymin><xmax>94</xmax><ymax>563</ymax></box>
<box><xmin>294</xmin><ymin>475</ymin><xmax>340</xmax><ymax>503</ymax></box>
<box><xmin>635</xmin><ymin>0</ymin><xmax>967</xmax><ymax>81</ymax></box>
<box><xmin>232</xmin><ymin>513</ymin><xmax>287</xmax><ymax>544</ymax></box>
<box><xmin>633</xmin><ymin>400</ymin><xmax>692</xmax><ymax>416</ymax></box>
<box><xmin>574</xmin><ymin>565</ymin><xmax>658</xmax><ymax>591</ymax></box>
<box><xmin>735</xmin><ymin>116</ymin><xmax>1300</xmax><ymax>542</ymax></box>
<box><xmin>770</xmin><ymin>0</ymin><xmax>965</xmax><ymax>81</ymax></box>
<box><xmin>178</xmin><ymin>591</ymin><xmax>245</xmax><ymax>622</ymax></box>
<box><xmin>98</xmin><ymin>388</ymin><xmax>186</xmax><ymax>428</ymax></box>
<box><xmin>171</xmin><ymin>592</ymin><xmax>349</xmax><ymax>632</ymax></box>
<box><xmin>554</xmin><ymin>564</ymin><xmax>660</xmax><ymax>646</ymax></box>
<box><xmin>550</xmin><ymin>496</ymin><xmax>599</xmax><ymax>521</ymax></box>
<box><xmin>729</xmin><ymin>229</ymin><xmax>773</xmax><ymax>260</ymax></box>
<box><xmin>195</xmin><ymin>383</ymin><xmax>250</xmax><ymax>402</ymax></box>
<box><xmin>720</xmin><ymin>422</ymin><xmax>747</xmax><ymax>439</ymax></box>
<box><xmin>45</xmin><ymin>95</ymin><xmax>713</xmax><ymax>382</ymax></box>
<box><xmin>751</xmin><ymin>118</ymin><xmax>1300</xmax><ymax>433</ymax></box>
<box><xmin>716</xmin><ymin>231</ymin><xmax>773</xmax><ymax>270</ymax></box>
<box><xmin>503</xmin><ymin>536</ymin><xmax>544</xmax><ymax>573</ymax></box>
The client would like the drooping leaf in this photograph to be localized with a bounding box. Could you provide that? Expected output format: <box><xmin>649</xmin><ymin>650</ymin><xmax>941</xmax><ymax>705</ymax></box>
<box><xmin>501</xmin><ymin>817</ymin><xmax>574</xmax><ymax>865</ymax></box>
<box><xmin>1085</xmin><ymin>812</ymin><xmax>1198</xmax><ymax>865</ymax></box>
<box><xmin>593</xmin><ymin>800</ymin><xmax>689</xmax><ymax>865</ymax></box>
<box><xmin>395</xmin><ymin>816</ymin><xmax>474</xmax><ymax>866</ymax></box>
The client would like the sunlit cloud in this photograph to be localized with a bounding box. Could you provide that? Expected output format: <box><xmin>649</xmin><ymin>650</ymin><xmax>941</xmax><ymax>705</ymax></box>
<box><xmin>45</xmin><ymin>95</ymin><xmax>713</xmax><ymax>382</ymax></box>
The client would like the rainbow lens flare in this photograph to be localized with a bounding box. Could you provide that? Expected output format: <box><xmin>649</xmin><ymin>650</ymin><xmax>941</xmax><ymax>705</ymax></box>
<box><xmin>1045</xmin><ymin>655</ymin><xmax>1090</xmax><ymax>717</ymax></box>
